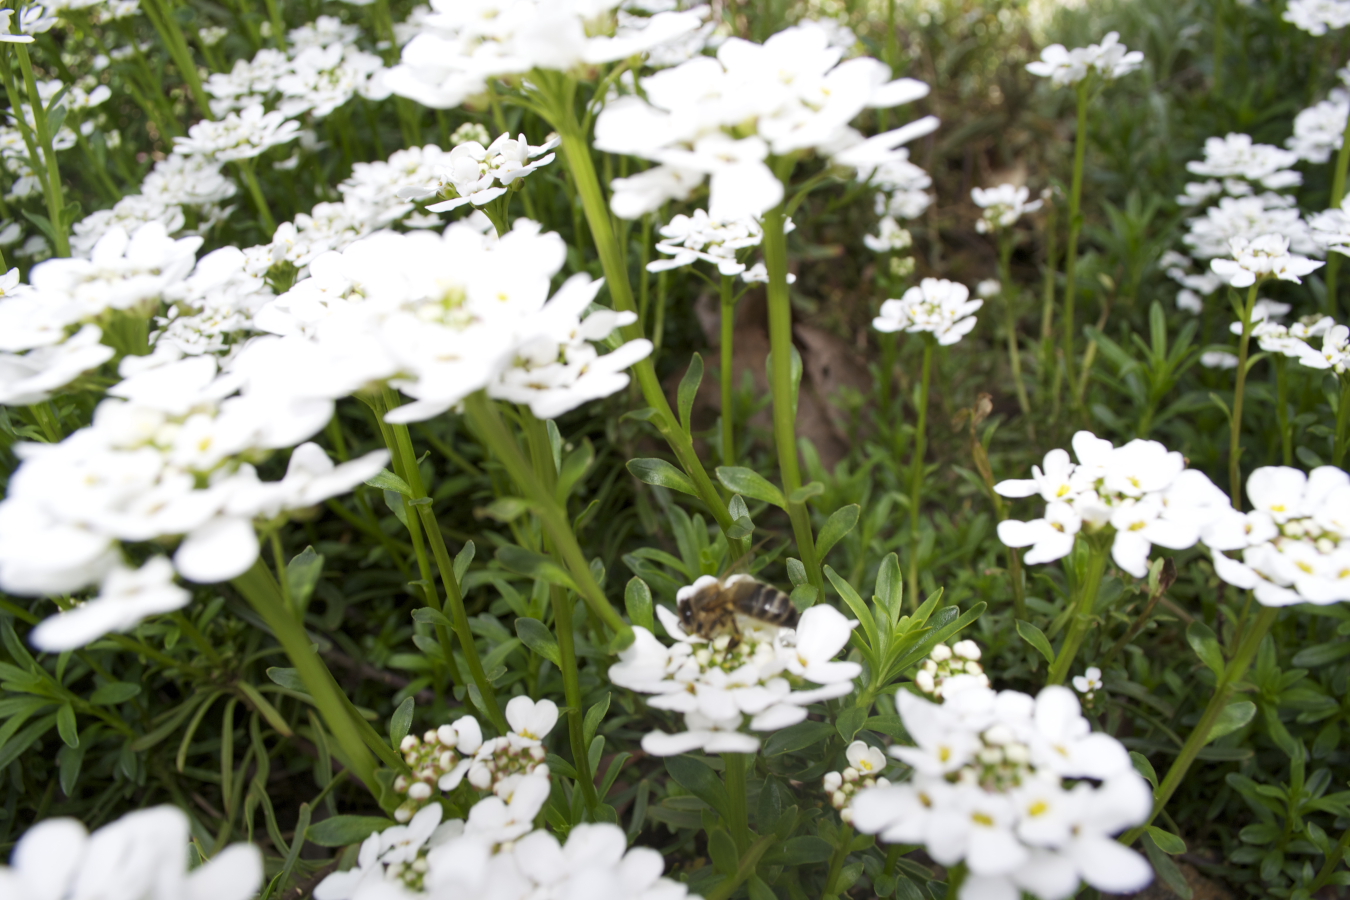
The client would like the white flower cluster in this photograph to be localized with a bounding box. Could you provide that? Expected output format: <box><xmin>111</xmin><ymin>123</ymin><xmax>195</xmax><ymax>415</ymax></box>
<box><xmin>1288</xmin><ymin>89</ymin><xmax>1350</xmax><ymax>163</ymax></box>
<box><xmin>1</xmin><ymin>76</ymin><xmax>108</xmax><ymax>201</ymax></box>
<box><xmin>869</xmin><ymin>150</ymin><xmax>934</xmax><ymax>222</ymax></box>
<box><xmin>915</xmin><ymin>640</ymin><xmax>989</xmax><ymax>698</ymax></box>
<box><xmin>205</xmin><ymin>17</ymin><xmax>389</xmax><ymax>118</ymax></box>
<box><xmin>594</xmin><ymin>21</ymin><xmax>937</xmax><ymax>220</ymax></box>
<box><xmin>995</xmin><ymin>430</ymin><xmax>1232</xmax><ymax>577</ymax></box>
<box><xmin>392</xmin><ymin>699</ymin><xmax>557</xmax><ymax>823</ymax></box>
<box><xmin>852</xmin><ymin>673</ymin><xmax>1153</xmax><ymax>900</ymax></box>
<box><xmin>646</xmin><ymin>208</ymin><xmax>774</xmax><ymax>277</ymax></box>
<box><xmin>872</xmin><ymin>278</ymin><xmax>982</xmax><ymax>346</ymax></box>
<box><xmin>1284</xmin><ymin>0</ymin><xmax>1350</xmax><ymax>35</ymax></box>
<box><xmin>315</xmin><ymin>781</ymin><xmax>699</xmax><ymax>900</ymax></box>
<box><xmin>863</xmin><ymin>216</ymin><xmax>914</xmax><ymax>253</ymax></box>
<box><xmin>397</xmin><ymin>132</ymin><xmax>559</xmax><ymax>214</ymax></box>
<box><xmin>1183</xmin><ymin>195</ymin><xmax>1316</xmax><ymax>261</ymax></box>
<box><xmin>1025</xmin><ymin>31</ymin><xmax>1144</xmax><ymax>87</ymax></box>
<box><xmin>1160</xmin><ymin>250</ymin><xmax>1224</xmax><ymax>313</ymax></box>
<box><xmin>0</xmin><ymin>805</ymin><xmax>261</xmax><ymax>900</ymax></box>
<box><xmin>608</xmin><ymin>581</ymin><xmax>861</xmax><ymax>755</ymax></box>
<box><xmin>385</xmin><ymin>0</ymin><xmax>708</xmax><ymax>109</ymax></box>
<box><xmin>254</xmin><ymin>219</ymin><xmax>653</xmax><ymax>421</ymax></box>
<box><xmin>823</xmin><ymin>740</ymin><xmax>890</xmax><ymax>824</ymax></box>
<box><xmin>174</xmin><ymin>104</ymin><xmax>302</xmax><ymax>162</ymax></box>
<box><xmin>972</xmin><ymin>183</ymin><xmax>1043</xmax><ymax>233</ymax></box>
<box><xmin>1205</xmin><ymin>466</ymin><xmax>1350</xmax><ymax>606</ymax></box>
<box><xmin>1210</xmin><ymin>234</ymin><xmax>1323</xmax><ymax>288</ymax></box>
<box><xmin>1223</xmin><ymin>302</ymin><xmax>1350</xmax><ymax>374</ymax></box>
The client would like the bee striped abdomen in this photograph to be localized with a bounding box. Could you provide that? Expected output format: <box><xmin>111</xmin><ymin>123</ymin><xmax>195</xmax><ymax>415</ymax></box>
<box><xmin>734</xmin><ymin>582</ymin><xmax>799</xmax><ymax>629</ymax></box>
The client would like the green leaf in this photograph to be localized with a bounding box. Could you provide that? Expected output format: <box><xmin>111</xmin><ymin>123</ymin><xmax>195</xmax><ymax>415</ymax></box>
<box><xmin>716</xmin><ymin>467</ymin><xmax>786</xmax><ymax>508</ymax></box>
<box><xmin>1186</xmin><ymin>621</ymin><xmax>1225</xmax><ymax>678</ymax></box>
<box><xmin>306</xmin><ymin>816</ymin><xmax>397</xmax><ymax>847</ymax></box>
<box><xmin>626</xmin><ymin>458</ymin><xmax>699</xmax><ymax>497</ymax></box>
<box><xmin>1015</xmin><ymin>620</ymin><xmax>1054</xmax><ymax>665</ymax></box>
<box><xmin>817</xmin><ymin>504</ymin><xmax>860</xmax><ymax>559</ymax></box>
<box><xmin>556</xmin><ymin>440</ymin><xmax>595</xmax><ymax>501</ymax></box>
<box><xmin>1142</xmin><ymin>833</ymin><xmax>1193</xmax><ymax>900</ymax></box>
<box><xmin>389</xmin><ymin>697</ymin><xmax>415</xmax><ymax>746</ymax></box>
<box><xmin>515</xmin><ymin>618</ymin><xmax>563</xmax><ymax>668</ymax></box>
<box><xmin>874</xmin><ymin>553</ymin><xmax>903</xmax><ymax>623</ymax></box>
<box><xmin>790</xmin><ymin>583</ymin><xmax>819</xmax><ymax>611</ymax></box>
<box><xmin>454</xmin><ymin>541</ymin><xmax>475</xmax><ymax>583</ymax></box>
<box><xmin>836</xmin><ymin>706</ymin><xmax>868</xmax><ymax>742</ymax></box>
<box><xmin>1130</xmin><ymin>751</ymin><xmax>1158</xmax><ymax>789</ymax></box>
<box><xmin>786</xmin><ymin>558</ymin><xmax>808</xmax><ymax>586</ymax></box>
<box><xmin>1291</xmin><ymin>641</ymin><xmax>1350</xmax><ymax>668</ymax></box>
<box><xmin>763</xmin><ymin>720</ymin><xmax>834</xmax><ymax>756</ymax></box>
<box><xmin>56</xmin><ymin>703</ymin><xmax>78</xmax><ymax>749</ymax></box>
<box><xmin>665</xmin><ymin>755</ymin><xmax>731</xmax><ymax>818</ymax></box>
<box><xmin>748</xmin><ymin>875</ymin><xmax>776</xmax><ymax>900</ymax></box>
<box><xmin>58</xmin><ymin>741</ymin><xmax>85</xmax><ymax>797</ymax></box>
<box><xmin>625</xmin><ymin>577</ymin><xmax>654</xmax><ymax>633</ymax></box>
<box><xmin>825</xmin><ymin>565</ymin><xmax>876</xmax><ymax>656</ymax></box>
<box><xmin>477</xmin><ymin>497</ymin><xmax>530</xmax><ymax>523</ymax></box>
<box><xmin>708</xmin><ymin>828</ymin><xmax>737</xmax><ymax>875</ymax></box>
<box><xmin>89</xmin><ymin>682</ymin><xmax>141</xmax><ymax>705</ymax></box>
<box><xmin>265</xmin><ymin>668</ymin><xmax>307</xmax><ymax>694</ymax></box>
<box><xmin>383</xmin><ymin>490</ymin><xmax>409</xmax><ymax>527</ymax></box>
<box><xmin>1206</xmin><ymin>700</ymin><xmax>1256</xmax><ymax>744</ymax></box>
<box><xmin>286</xmin><ymin>546</ymin><xmax>324</xmax><ymax>609</ymax></box>
<box><xmin>678</xmin><ymin>353</ymin><xmax>703</xmax><ymax>433</ymax></box>
<box><xmin>1146</xmin><ymin>825</ymin><xmax>1187</xmax><ymax>855</ymax></box>
<box><xmin>366</xmin><ymin>468</ymin><xmax>412</xmax><ymax>495</ymax></box>
<box><xmin>779</xmin><ymin>835</ymin><xmax>833</xmax><ymax>864</ymax></box>
<box><xmin>496</xmin><ymin>545</ymin><xmax>577</xmax><ymax>591</ymax></box>
<box><xmin>789</xmin><ymin>481</ymin><xmax>824</xmax><ymax>504</ymax></box>
<box><xmin>412</xmin><ymin>607</ymin><xmax>452</xmax><ymax>629</ymax></box>
<box><xmin>237</xmin><ymin>681</ymin><xmax>295</xmax><ymax>737</ymax></box>
<box><xmin>584</xmin><ymin>693</ymin><xmax>611</xmax><ymax>747</ymax></box>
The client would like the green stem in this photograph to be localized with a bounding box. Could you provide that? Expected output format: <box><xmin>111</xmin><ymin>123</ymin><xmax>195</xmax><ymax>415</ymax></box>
<box><xmin>907</xmin><ymin>339</ymin><xmax>934</xmax><ymax>607</ymax></box>
<box><xmin>521</xmin><ymin>413</ymin><xmax>600</xmax><ymax>816</ymax></box>
<box><xmin>232</xmin><ymin>560</ymin><xmax>377</xmax><ymax>791</ymax></box>
<box><xmin>1121</xmin><ymin>605</ymin><xmax>1279</xmax><ymax>845</ymax></box>
<box><xmin>998</xmin><ymin>234</ymin><xmax>1032</xmax><ymax>417</ymax></box>
<box><xmin>1230</xmin><ymin>285</ymin><xmax>1259</xmax><ymax>507</ymax></box>
<box><xmin>1334</xmin><ymin>375</ymin><xmax>1350</xmax><ymax>468</ymax></box>
<box><xmin>141</xmin><ymin>0</ymin><xmax>213</xmax><ymax>116</ymax></box>
<box><xmin>1328</xmin><ymin>112</ymin><xmax>1350</xmax><ymax>313</ymax></box>
<box><xmin>723</xmin><ymin>752</ymin><xmax>751</xmax><ymax>854</ymax></box>
<box><xmin>823</xmin><ymin>823</ymin><xmax>855</xmax><ymax>899</ymax></box>
<box><xmin>234</xmin><ymin>159</ymin><xmax>276</xmax><ymax>234</ymax></box>
<box><xmin>12</xmin><ymin>43</ymin><xmax>70</xmax><ymax>257</ymax></box>
<box><xmin>720</xmin><ymin>274</ymin><xmax>737</xmax><ymax>467</ymax></box>
<box><xmin>944</xmin><ymin>862</ymin><xmax>968</xmax><ymax>900</ymax></box>
<box><xmin>1040</xmin><ymin>197</ymin><xmax>1059</xmax><ymax>393</ymax></box>
<box><xmin>1275</xmin><ymin>356</ymin><xmax>1292</xmax><ymax>466</ymax></box>
<box><xmin>548</xmin><ymin>86</ymin><xmax>741</xmax><ymax>552</ymax></box>
<box><xmin>1047</xmin><ymin>537</ymin><xmax>1111</xmax><ymax>685</ymax></box>
<box><xmin>1309</xmin><ymin>823</ymin><xmax>1350</xmax><ymax>892</ymax></box>
<box><xmin>1063</xmin><ymin>82</ymin><xmax>1090</xmax><ymax>397</ymax></box>
<box><xmin>763</xmin><ymin>205</ymin><xmax>824</xmax><ymax>595</ymax></box>
<box><xmin>263</xmin><ymin>0</ymin><xmax>288</xmax><ymax>50</ymax></box>
<box><xmin>464</xmin><ymin>392</ymin><xmax>634</xmax><ymax>650</ymax></box>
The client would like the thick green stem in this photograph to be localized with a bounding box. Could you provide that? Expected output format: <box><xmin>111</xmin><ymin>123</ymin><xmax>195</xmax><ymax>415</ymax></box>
<box><xmin>764</xmin><ymin>205</ymin><xmax>824</xmax><ymax>595</ymax></box>
<box><xmin>999</xmin><ymin>234</ymin><xmax>1032</xmax><ymax>417</ymax></box>
<box><xmin>823</xmin><ymin>822</ymin><xmax>855</xmax><ymax>899</ymax></box>
<box><xmin>234</xmin><ymin>159</ymin><xmax>276</xmax><ymax>234</ymax></box>
<box><xmin>233</xmin><ymin>561</ymin><xmax>377</xmax><ymax>791</ymax></box>
<box><xmin>550</xmin><ymin>93</ymin><xmax>740</xmax><ymax>552</ymax></box>
<box><xmin>1229</xmin><ymin>285</ymin><xmax>1259</xmax><ymax>507</ymax></box>
<box><xmin>1063</xmin><ymin>83</ymin><xmax>1090</xmax><ymax>397</ymax></box>
<box><xmin>1275</xmin><ymin>356</ymin><xmax>1292</xmax><ymax>466</ymax></box>
<box><xmin>1121</xmin><ymin>605</ymin><xmax>1279</xmax><ymax>845</ymax></box>
<box><xmin>1334</xmin><ymin>375</ymin><xmax>1350</xmax><ymax>468</ymax></box>
<box><xmin>522</xmin><ymin>413</ymin><xmax>600</xmax><ymax>815</ymax></box>
<box><xmin>907</xmin><ymin>339</ymin><xmax>934</xmax><ymax>607</ymax></box>
<box><xmin>1047</xmin><ymin>537</ymin><xmax>1111</xmax><ymax>685</ymax></box>
<box><xmin>723</xmin><ymin>752</ymin><xmax>751</xmax><ymax>854</ymax></box>
<box><xmin>720</xmin><ymin>275</ymin><xmax>737</xmax><ymax>467</ymax></box>
<box><xmin>464</xmin><ymin>392</ymin><xmax>633</xmax><ymax>650</ymax></box>
<box><xmin>12</xmin><ymin>44</ymin><xmax>70</xmax><ymax>257</ymax></box>
<box><xmin>263</xmin><ymin>0</ymin><xmax>289</xmax><ymax>51</ymax></box>
<box><xmin>141</xmin><ymin>0</ymin><xmax>213</xmax><ymax>116</ymax></box>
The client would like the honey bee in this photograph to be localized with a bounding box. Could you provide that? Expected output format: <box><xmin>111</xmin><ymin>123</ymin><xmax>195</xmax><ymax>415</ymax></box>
<box><xmin>677</xmin><ymin>574</ymin><xmax>800</xmax><ymax>647</ymax></box>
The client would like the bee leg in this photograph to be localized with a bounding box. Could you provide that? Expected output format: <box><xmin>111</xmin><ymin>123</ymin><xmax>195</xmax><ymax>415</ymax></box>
<box><xmin>724</xmin><ymin>633</ymin><xmax>741</xmax><ymax>661</ymax></box>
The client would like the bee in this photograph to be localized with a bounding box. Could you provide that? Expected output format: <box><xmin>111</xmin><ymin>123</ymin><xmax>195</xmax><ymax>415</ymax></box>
<box><xmin>677</xmin><ymin>574</ymin><xmax>800</xmax><ymax>648</ymax></box>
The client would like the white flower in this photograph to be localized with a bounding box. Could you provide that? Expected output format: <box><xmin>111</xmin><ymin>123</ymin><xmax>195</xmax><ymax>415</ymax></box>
<box><xmin>174</xmin><ymin>103</ymin><xmax>301</xmax><ymax>161</ymax></box>
<box><xmin>30</xmin><ymin>557</ymin><xmax>190</xmax><ymax>652</ymax></box>
<box><xmin>0</xmin><ymin>8</ymin><xmax>35</xmax><ymax>42</ymax></box>
<box><xmin>972</xmin><ymin>183</ymin><xmax>1043</xmax><ymax>233</ymax></box>
<box><xmin>647</xmin><ymin>209</ymin><xmax>767</xmax><ymax>276</ymax></box>
<box><xmin>1026</xmin><ymin>32</ymin><xmax>1141</xmax><ymax>86</ymax></box>
<box><xmin>1071</xmin><ymin>667</ymin><xmax>1103</xmax><ymax>696</ymax></box>
<box><xmin>863</xmin><ymin>216</ymin><xmax>913</xmax><ymax>253</ymax></box>
<box><xmin>1184</xmin><ymin>195</ymin><xmax>1316</xmax><ymax>260</ymax></box>
<box><xmin>873</xmin><ymin>278</ymin><xmax>982</xmax><ymax>345</ymax></box>
<box><xmin>1211</xmin><ymin>234</ymin><xmax>1323</xmax><ymax>288</ymax></box>
<box><xmin>997</xmin><ymin>501</ymin><xmax>1082</xmax><ymax>565</ymax></box>
<box><xmin>1284</xmin><ymin>0</ymin><xmax>1350</xmax><ymax>34</ymax></box>
<box><xmin>0</xmin><ymin>806</ymin><xmax>262</xmax><ymax>900</ymax></box>
<box><xmin>1186</xmin><ymin>134</ymin><xmax>1303</xmax><ymax>190</ymax></box>
<box><xmin>505</xmin><ymin>696</ymin><xmax>559</xmax><ymax>742</ymax></box>
<box><xmin>412</xmin><ymin>132</ymin><xmax>559</xmax><ymax>212</ymax></box>
<box><xmin>1288</xmin><ymin>94</ymin><xmax>1349</xmax><ymax>163</ymax></box>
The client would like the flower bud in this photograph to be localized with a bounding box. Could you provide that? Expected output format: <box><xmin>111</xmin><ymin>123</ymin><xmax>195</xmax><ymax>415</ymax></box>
<box><xmin>930</xmin><ymin>643</ymin><xmax>952</xmax><ymax>662</ymax></box>
<box><xmin>408</xmin><ymin>781</ymin><xmax>433</xmax><ymax>801</ymax></box>
<box><xmin>952</xmin><ymin>640</ymin><xmax>981</xmax><ymax>661</ymax></box>
<box><xmin>401</xmin><ymin>735</ymin><xmax>419</xmax><ymax>752</ymax></box>
<box><xmin>916</xmin><ymin>670</ymin><xmax>936</xmax><ymax>694</ymax></box>
<box><xmin>438</xmin><ymin>724</ymin><xmax>457</xmax><ymax>746</ymax></box>
<box><xmin>843</xmin><ymin>767</ymin><xmax>859</xmax><ymax>783</ymax></box>
<box><xmin>824</xmin><ymin>771</ymin><xmax>842</xmax><ymax>792</ymax></box>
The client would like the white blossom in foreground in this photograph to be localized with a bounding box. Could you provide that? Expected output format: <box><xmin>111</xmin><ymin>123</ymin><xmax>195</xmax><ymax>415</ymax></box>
<box><xmin>173</xmin><ymin>103</ymin><xmax>301</xmax><ymax>161</ymax></box>
<box><xmin>400</xmin><ymin>132</ymin><xmax>559</xmax><ymax>213</ymax></box>
<box><xmin>608</xmin><ymin>585</ymin><xmax>860</xmax><ymax>755</ymax></box>
<box><xmin>995</xmin><ymin>430</ymin><xmax>1232</xmax><ymax>577</ymax></box>
<box><xmin>1210</xmin><ymin>234</ymin><xmax>1323</xmax><ymax>288</ymax></box>
<box><xmin>872</xmin><ymin>278</ymin><xmax>982</xmax><ymax>346</ymax></box>
<box><xmin>1204</xmin><ymin>466</ymin><xmax>1350</xmax><ymax>606</ymax></box>
<box><xmin>0</xmin><ymin>805</ymin><xmax>261</xmax><ymax>900</ymax></box>
<box><xmin>1284</xmin><ymin>0</ymin><xmax>1350</xmax><ymax>34</ymax></box>
<box><xmin>594</xmin><ymin>21</ymin><xmax>936</xmax><ymax>220</ymax></box>
<box><xmin>972</xmin><ymin>184</ymin><xmax>1043</xmax><ymax>233</ymax></box>
<box><xmin>1026</xmin><ymin>31</ymin><xmax>1143</xmax><ymax>86</ymax></box>
<box><xmin>315</xmin><ymin>778</ymin><xmax>700</xmax><ymax>900</ymax></box>
<box><xmin>852</xmin><ymin>671</ymin><xmax>1152</xmax><ymax>900</ymax></box>
<box><xmin>647</xmin><ymin>209</ymin><xmax>769</xmax><ymax>276</ymax></box>
<box><xmin>824</xmin><ymin>740</ymin><xmax>890</xmax><ymax>824</ymax></box>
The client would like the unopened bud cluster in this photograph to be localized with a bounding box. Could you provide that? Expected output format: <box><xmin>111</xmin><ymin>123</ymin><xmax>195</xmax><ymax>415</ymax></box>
<box><xmin>822</xmin><ymin>740</ymin><xmax>890</xmax><ymax>824</ymax></box>
<box><xmin>914</xmin><ymin>640</ymin><xmax>987</xmax><ymax>698</ymax></box>
<box><xmin>467</xmin><ymin>735</ymin><xmax>549</xmax><ymax>794</ymax></box>
<box><xmin>393</xmin><ymin>727</ymin><xmax>470</xmax><ymax>822</ymax></box>
<box><xmin>962</xmin><ymin>722</ymin><xmax>1034</xmax><ymax>793</ymax></box>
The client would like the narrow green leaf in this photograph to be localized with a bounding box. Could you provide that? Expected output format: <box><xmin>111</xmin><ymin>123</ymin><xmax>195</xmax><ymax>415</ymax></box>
<box><xmin>389</xmin><ymin>697</ymin><xmax>415</xmax><ymax>747</ymax></box>
<box><xmin>874</xmin><ymin>553</ymin><xmax>903</xmax><ymax>623</ymax></box>
<box><xmin>1015</xmin><ymin>620</ymin><xmax>1054</xmax><ymax>665</ymax></box>
<box><xmin>779</xmin><ymin>835</ymin><xmax>832</xmax><ymax>864</ymax></box>
<box><xmin>790</xmin><ymin>583</ymin><xmax>819</xmax><ymax>611</ymax></box>
<box><xmin>1186</xmin><ymin>621</ymin><xmax>1226</xmax><ymax>678</ymax></box>
<box><xmin>627</xmin><ymin>458</ymin><xmax>699</xmax><ymax>496</ymax></box>
<box><xmin>56</xmin><ymin>702</ymin><xmax>78</xmax><ymax>749</ymax></box>
<box><xmin>664</xmin><ymin>755</ymin><xmax>731</xmax><ymax>817</ymax></box>
<box><xmin>763</xmin><ymin>720</ymin><xmax>834</xmax><ymax>756</ymax></box>
<box><xmin>1291</xmin><ymin>641</ymin><xmax>1350</xmax><ymax>668</ymax></box>
<box><xmin>789</xmin><ymin>481</ymin><xmax>825</xmax><ymax>504</ymax></box>
<box><xmin>89</xmin><ymin>682</ymin><xmax>141</xmax><ymax>705</ymax></box>
<box><xmin>306</xmin><ymin>816</ymin><xmax>396</xmax><ymax>847</ymax></box>
<box><xmin>58</xmin><ymin>741</ymin><xmax>85</xmax><ymax>797</ymax></box>
<box><xmin>624</xmin><ymin>577</ymin><xmax>654</xmax><ymax>633</ymax></box>
<box><xmin>265</xmin><ymin>667</ymin><xmax>307</xmax><ymax>693</ymax></box>
<box><xmin>786</xmin><ymin>558</ymin><xmax>808</xmax><ymax>586</ymax></box>
<box><xmin>716</xmin><ymin>467</ymin><xmax>786</xmax><ymax>508</ymax></box>
<box><xmin>412</xmin><ymin>607</ymin><xmax>453</xmax><ymax>628</ymax></box>
<box><xmin>237</xmin><ymin>681</ymin><xmax>295</xmax><ymax>737</ymax></box>
<box><xmin>817</xmin><ymin>504</ymin><xmax>860</xmax><ymax>559</ymax></box>
<box><xmin>825</xmin><ymin>566</ymin><xmax>877</xmax><ymax>654</ymax></box>
<box><xmin>835</xmin><ymin>706</ymin><xmax>868</xmax><ymax>742</ymax></box>
<box><xmin>1146</xmin><ymin>825</ymin><xmax>1187</xmax><ymax>855</ymax></box>
<box><xmin>515</xmin><ymin>617</ymin><xmax>563</xmax><ymax>668</ymax></box>
<box><xmin>286</xmin><ymin>546</ymin><xmax>324</xmax><ymax>609</ymax></box>
<box><xmin>495</xmin><ymin>545</ymin><xmax>578</xmax><ymax>591</ymax></box>
<box><xmin>477</xmin><ymin>497</ymin><xmax>530</xmax><ymax>523</ymax></box>
<box><xmin>454</xmin><ymin>541</ymin><xmax>475</xmax><ymax>583</ymax></box>
<box><xmin>708</xmin><ymin>828</ymin><xmax>737</xmax><ymax>874</ymax></box>
<box><xmin>584</xmin><ymin>693</ymin><xmax>611</xmax><ymax>747</ymax></box>
<box><xmin>1142</xmin><ymin>833</ymin><xmax>1193</xmax><ymax>900</ymax></box>
<box><xmin>1130</xmin><ymin>751</ymin><xmax>1158</xmax><ymax>789</ymax></box>
<box><xmin>366</xmin><ymin>468</ymin><xmax>412</xmax><ymax>495</ymax></box>
<box><xmin>383</xmin><ymin>490</ymin><xmax>409</xmax><ymax>527</ymax></box>
<box><xmin>1206</xmin><ymin>700</ymin><xmax>1256</xmax><ymax>744</ymax></box>
<box><xmin>678</xmin><ymin>353</ymin><xmax>703</xmax><ymax>432</ymax></box>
